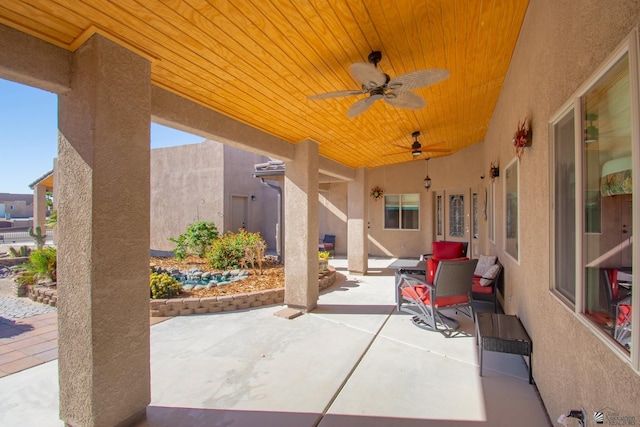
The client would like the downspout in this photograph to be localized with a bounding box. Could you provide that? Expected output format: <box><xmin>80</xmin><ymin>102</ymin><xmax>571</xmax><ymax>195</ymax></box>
<box><xmin>261</xmin><ymin>178</ymin><xmax>283</xmax><ymax>264</ymax></box>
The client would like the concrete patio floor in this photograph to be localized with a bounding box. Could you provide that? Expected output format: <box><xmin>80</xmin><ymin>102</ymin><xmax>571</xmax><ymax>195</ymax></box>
<box><xmin>0</xmin><ymin>257</ymin><xmax>551</xmax><ymax>427</ymax></box>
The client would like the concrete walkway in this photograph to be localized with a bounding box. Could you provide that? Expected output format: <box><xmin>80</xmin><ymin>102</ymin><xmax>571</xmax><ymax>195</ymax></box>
<box><xmin>0</xmin><ymin>257</ymin><xmax>551</xmax><ymax>427</ymax></box>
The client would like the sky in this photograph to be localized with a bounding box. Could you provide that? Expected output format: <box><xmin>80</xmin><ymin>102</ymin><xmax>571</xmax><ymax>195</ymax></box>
<box><xmin>0</xmin><ymin>78</ymin><xmax>205</xmax><ymax>194</ymax></box>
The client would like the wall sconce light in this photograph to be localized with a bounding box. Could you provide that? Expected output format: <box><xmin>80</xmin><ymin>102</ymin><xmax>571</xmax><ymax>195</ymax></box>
<box><xmin>424</xmin><ymin>158</ymin><xmax>432</xmax><ymax>191</ymax></box>
<box><xmin>489</xmin><ymin>162</ymin><xmax>500</xmax><ymax>181</ymax></box>
<box><xmin>251</xmin><ymin>195</ymin><xmax>256</xmax><ymax>201</ymax></box>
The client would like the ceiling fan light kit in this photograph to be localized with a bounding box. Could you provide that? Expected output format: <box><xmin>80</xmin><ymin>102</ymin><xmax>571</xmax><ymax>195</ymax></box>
<box><xmin>308</xmin><ymin>51</ymin><xmax>450</xmax><ymax>118</ymax></box>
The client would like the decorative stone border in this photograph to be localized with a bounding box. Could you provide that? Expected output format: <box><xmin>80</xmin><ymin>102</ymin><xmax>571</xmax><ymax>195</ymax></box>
<box><xmin>26</xmin><ymin>267</ymin><xmax>338</xmax><ymax>317</ymax></box>
<box><xmin>28</xmin><ymin>286</ymin><xmax>57</xmax><ymax>306</ymax></box>
<box><xmin>150</xmin><ymin>267</ymin><xmax>337</xmax><ymax>317</ymax></box>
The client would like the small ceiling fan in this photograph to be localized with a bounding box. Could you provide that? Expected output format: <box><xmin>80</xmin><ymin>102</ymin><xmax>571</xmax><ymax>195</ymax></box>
<box><xmin>386</xmin><ymin>131</ymin><xmax>451</xmax><ymax>158</ymax></box>
<box><xmin>308</xmin><ymin>51</ymin><xmax>450</xmax><ymax>118</ymax></box>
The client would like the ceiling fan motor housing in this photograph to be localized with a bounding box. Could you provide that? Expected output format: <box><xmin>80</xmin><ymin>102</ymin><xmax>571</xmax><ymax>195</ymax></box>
<box><xmin>368</xmin><ymin>51</ymin><xmax>382</xmax><ymax>67</ymax></box>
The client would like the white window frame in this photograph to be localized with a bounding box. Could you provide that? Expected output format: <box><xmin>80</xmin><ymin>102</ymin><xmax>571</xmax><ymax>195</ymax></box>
<box><xmin>382</xmin><ymin>193</ymin><xmax>421</xmax><ymax>231</ymax></box>
<box><xmin>548</xmin><ymin>29</ymin><xmax>640</xmax><ymax>370</ymax></box>
<box><xmin>488</xmin><ymin>181</ymin><xmax>495</xmax><ymax>243</ymax></box>
<box><xmin>504</xmin><ymin>157</ymin><xmax>520</xmax><ymax>263</ymax></box>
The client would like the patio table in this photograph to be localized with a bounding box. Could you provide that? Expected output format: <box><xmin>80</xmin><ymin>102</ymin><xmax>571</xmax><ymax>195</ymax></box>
<box><xmin>388</xmin><ymin>259</ymin><xmax>426</xmax><ymax>309</ymax></box>
<box><xmin>476</xmin><ymin>312</ymin><xmax>533</xmax><ymax>383</ymax></box>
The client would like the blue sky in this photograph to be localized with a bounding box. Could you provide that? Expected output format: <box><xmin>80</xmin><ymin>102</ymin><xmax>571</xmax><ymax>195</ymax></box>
<box><xmin>0</xmin><ymin>78</ymin><xmax>204</xmax><ymax>194</ymax></box>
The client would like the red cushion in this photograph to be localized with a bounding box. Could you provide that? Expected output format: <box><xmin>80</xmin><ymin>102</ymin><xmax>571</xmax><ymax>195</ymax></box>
<box><xmin>432</xmin><ymin>242</ymin><xmax>464</xmax><ymax>259</ymax></box>
<box><xmin>426</xmin><ymin>258</ymin><xmax>439</xmax><ymax>285</ymax></box>
<box><xmin>472</xmin><ymin>277</ymin><xmax>494</xmax><ymax>294</ymax></box>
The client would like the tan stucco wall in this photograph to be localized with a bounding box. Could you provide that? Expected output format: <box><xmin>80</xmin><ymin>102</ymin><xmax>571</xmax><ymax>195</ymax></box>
<box><xmin>365</xmin><ymin>142</ymin><xmax>485</xmax><ymax>258</ymax></box>
<box><xmin>150</xmin><ymin>140</ymin><xmax>278</xmax><ymax>252</ymax></box>
<box><xmin>223</xmin><ymin>144</ymin><xmax>279</xmax><ymax>248</ymax></box>
<box><xmin>319</xmin><ymin>182</ymin><xmax>349</xmax><ymax>255</ymax></box>
<box><xmin>482</xmin><ymin>0</ymin><xmax>640</xmax><ymax>421</ymax></box>
<box><xmin>150</xmin><ymin>140</ymin><xmax>225</xmax><ymax>251</ymax></box>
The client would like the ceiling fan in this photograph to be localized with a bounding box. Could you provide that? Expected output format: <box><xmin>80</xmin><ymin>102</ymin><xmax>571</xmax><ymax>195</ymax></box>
<box><xmin>386</xmin><ymin>131</ymin><xmax>451</xmax><ymax>158</ymax></box>
<box><xmin>308</xmin><ymin>51</ymin><xmax>450</xmax><ymax>118</ymax></box>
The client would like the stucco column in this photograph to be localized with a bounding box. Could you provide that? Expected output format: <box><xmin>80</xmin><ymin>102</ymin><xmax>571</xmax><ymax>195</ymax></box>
<box><xmin>284</xmin><ymin>139</ymin><xmax>319</xmax><ymax>310</ymax></box>
<box><xmin>57</xmin><ymin>35</ymin><xmax>151</xmax><ymax>427</ymax></box>
<box><xmin>32</xmin><ymin>183</ymin><xmax>47</xmax><ymax>233</ymax></box>
<box><xmin>348</xmin><ymin>167</ymin><xmax>368</xmax><ymax>274</ymax></box>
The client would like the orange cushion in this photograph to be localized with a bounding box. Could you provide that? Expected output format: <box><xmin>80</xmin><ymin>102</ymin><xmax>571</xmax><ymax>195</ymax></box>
<box><xmin>430</xmin><ymin>294</ymin><xmax>470</xmax><ymax>308</ymax></box>
<box><xmin>618</xmin><ymin>304</ymin><xmax>632</xmax><ymax>325</ymax></box>
<box><xmin>401</xmin><ymin>285</ymin><xmax>429</xmax><ymax>301</ymax></box>
<box><xmin>401</xmin><ymin>285</ymin><xmax>469</xmax><ymax>307</ymax></box>
<box><xmin>432</xmin><ymin>241</ymin><xmax>464</xmax><ymax>259</ymax></box>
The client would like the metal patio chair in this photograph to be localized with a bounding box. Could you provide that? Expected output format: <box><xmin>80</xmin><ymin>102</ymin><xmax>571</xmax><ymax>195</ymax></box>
<box><xmin>397</xmin><ymin>259</ymin><xmax>478</xmax><ymax>336</ymax></box>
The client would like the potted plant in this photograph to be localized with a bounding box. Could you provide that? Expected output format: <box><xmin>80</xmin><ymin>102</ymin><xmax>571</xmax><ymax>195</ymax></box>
<box><xmin>318</xmin><ymin>250</ymin><xmax>330</xmax><ymax>273</ymax></box>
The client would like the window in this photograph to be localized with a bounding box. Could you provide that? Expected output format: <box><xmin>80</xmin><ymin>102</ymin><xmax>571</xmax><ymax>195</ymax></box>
<box><xmin>551</xmin><ymin>108</ymin><xmax>576</xmax><ymax>304</ymax></box>
<box><xmin>436</xmin><ymin>194</ymin><xmax>443</xmax><ymax>237</ymax></box>
<box><xmin>582</xmin><ymin>53</ymin><xmax>633</xmax><ymax>353</ymax></box>
<box><xmin>473</xmin><ymin>192</ymin><xmax>479</xmax><ymax>239</ymax></box>
<box><xmin>550</xmin><ymin>33</ymin><xmax>637</xmax><ymax>362</ymax></box>
<box><xmin>488</xmin><ymin>183</ymin><xmax>495</xmax><ymax>242</ymax></box>
<box><xmin>505</xmin><ymin>158</ymin><xmax>519</xmax><ymax>261</ymax></box>
<box><xmin>384</xmin><ymin>194</ymin><xmax>420</xmax><ymax>230</ymax></box>
<box><xmin>449</xmin><ymin>194</ymin><xmax>464</xmax><ymax>237</ymax></box>
<box><xmin>9</xmin><ymin>205</ymin><xmax>15</xmax><ymax>210</ymax></box>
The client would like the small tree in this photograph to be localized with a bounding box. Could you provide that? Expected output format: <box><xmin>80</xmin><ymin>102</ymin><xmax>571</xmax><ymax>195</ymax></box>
<box><xmin>169</xmin><ymin>221</ymin><xmax>219</xmax><ymax>260</ymax></box>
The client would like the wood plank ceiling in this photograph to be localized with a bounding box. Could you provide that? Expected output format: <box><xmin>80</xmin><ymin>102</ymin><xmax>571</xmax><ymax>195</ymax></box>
<box><xmin>0</xmin><ymin>0</ymin><xmax>529</xmax><ymax>169</ymax></box>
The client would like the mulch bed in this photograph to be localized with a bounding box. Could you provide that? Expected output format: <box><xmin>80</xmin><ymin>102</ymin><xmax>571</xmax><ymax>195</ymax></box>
<box><xmin>150</xmin><ymin>255</ymin><xmax>284</xmax><ymax>298</ymax></box>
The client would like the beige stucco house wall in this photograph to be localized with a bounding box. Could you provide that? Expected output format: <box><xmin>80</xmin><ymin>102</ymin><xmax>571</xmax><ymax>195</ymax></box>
<box><xmin>150</xmin><ymin>140</ymin><xmax>279</xmax><ymax>253</ymax></box>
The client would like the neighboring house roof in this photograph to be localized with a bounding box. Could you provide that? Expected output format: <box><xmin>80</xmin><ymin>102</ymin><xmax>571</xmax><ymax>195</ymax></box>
<box><xmin>29</xmin><ymin>170</ymin><xmax>54</xmax><ymax>190</ymax></box>
<box><xmin>0</xmin><ymin>193</ymin><xmax>33</xmax><ymax>204</ymax></box>
<box><xmin>253</xmin><ymin>160</ymin><xmax>285</xmax><ymax>179</ymax></box>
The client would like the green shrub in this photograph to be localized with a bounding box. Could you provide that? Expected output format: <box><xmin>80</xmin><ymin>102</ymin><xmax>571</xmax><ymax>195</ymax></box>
<box><xmin>150</xmin><ymin>272</ymin><xmax>182</xmax><ymax>299</ymax></box>
<box><xmin>169</xmin><ymin>221</ymin><xmax>219</xmax><ymax>260</ymax></box>
<box><xmin>207</xmin><ymin>229</ymin><xmax>266</xmax><ymax>270</ymax></box>
<box><xmin>9</xmin><ymin>245</ymin><xmax>32</xmax><ymax>258</ymax></box>
<box><xmin>15</xmin><ymin>246</ymin><xmax>57</xmax><ymax>285</ymax></box>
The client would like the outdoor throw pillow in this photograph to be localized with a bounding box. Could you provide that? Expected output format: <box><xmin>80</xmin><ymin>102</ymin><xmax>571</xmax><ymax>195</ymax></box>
<box><xmin>474</xmin><ymin>255</ymin><xmax>497</xmax><ymax>276</ymax></box>
<box><xmin>480</xmin><ymin>263</ymin><xmax>501</xmax><ymax>286</ymax></box>
<box><xmin>432</xmin><ymin>241</ymin><xmax>464</xmax><ymax>260</ymax></box>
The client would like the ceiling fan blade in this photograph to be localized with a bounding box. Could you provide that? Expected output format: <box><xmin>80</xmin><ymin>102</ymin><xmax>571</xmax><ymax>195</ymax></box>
<box><xmin>422</xmin><ymin>148</ymin><xmax>451</xmax><ymax>153</ymax></box>
<box><xmin>347</xmin><ymin>94</ymin><xmax>383</xmax><ymax>118</ymax></box>
<box><xmin>384</xmin><ymin>91</ymin><xmax>425</xmax><ymax>109</ymax></box>
<box><xmin>388</xmin><ymin>69</ymin><xmax>450</xmax><ymax>91</ymax></box>
<box><xmin>350</xmin><ymin>62</ymin><xmax>387</xmax><ymax>89</ymax></box>
<box><xmin>383</xmin><ymin>150</ymin><xmax>413</xmax><ymax>156</ymax></box>
<box><xmin>308</xmin><ymin>89</ymin><xmax>366</xmax><ymax>100</ymax></box>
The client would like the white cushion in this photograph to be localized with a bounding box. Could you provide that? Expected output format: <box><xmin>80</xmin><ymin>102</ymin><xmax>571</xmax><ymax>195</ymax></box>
<box><xmin>474</xmin><ymin>255</ymin><xmax>497</xmax><ymax>276</ymax></box>
<box><xmin>480</xmin><ymin>264</ymin><xmax>501</xmax><ymax>286</ymax></box>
